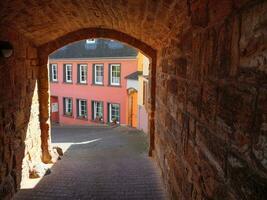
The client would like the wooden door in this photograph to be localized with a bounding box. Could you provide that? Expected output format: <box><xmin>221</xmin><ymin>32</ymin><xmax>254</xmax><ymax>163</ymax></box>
<box><xmin>128</xmin><ymin>90</ymin><xmax>138</xmax><ymax>127</ymax></box>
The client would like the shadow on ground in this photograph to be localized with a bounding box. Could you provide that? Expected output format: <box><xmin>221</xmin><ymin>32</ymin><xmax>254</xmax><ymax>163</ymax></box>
<box><xmin>14</xmin><ymin>126</ymin><xmax>167</xmax><ymax>200</ymax></box>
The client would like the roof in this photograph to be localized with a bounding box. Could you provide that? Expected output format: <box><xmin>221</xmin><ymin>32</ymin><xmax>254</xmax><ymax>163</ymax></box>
<box><xmin>125</xmin><ymin>71</ymin><xmax>140</xmax><ymax>80</ymax></box>
<box><xmin>49</xmin><ymin>39</ymin><xmax>138</xmax><ymax>59</ymax></box>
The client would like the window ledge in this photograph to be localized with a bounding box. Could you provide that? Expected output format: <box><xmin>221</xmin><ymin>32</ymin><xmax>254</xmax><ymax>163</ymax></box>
<box><xmin>107</xmin><ymin>84</ymin><xmax>121</xmax><ymax>88</ymax></box>
<box><xmin>90</xmin><ymin>119</ymin><xmax>105</xmax><ymax>123</ymax></box>
<box><xmin>91</xmin><ymin>83</ymin><xmax>105</xmax><ymax>87</ymax></box>
<box><xmin>76</xmin><ymin>82</ymin><xmax>88</xmax><ymax>85</ymax></box>
<box><xmin>50</xmin><ymin>81</ymin><xmax>59</xmax><ymax>83</ymax></box>
<box><xmin>62</xmin><ymin>82</ymin><xmax>73</xmax><ymax>84</ymax></box>
<box><xmin>63</xmin><ymin>114</ymin><xmax>74</xmax><ymax>118</ymax></box>
<box><xmin>76</xmin><ymin>116</ymin><xmax>88</xmax><ymax>121</ymax></box>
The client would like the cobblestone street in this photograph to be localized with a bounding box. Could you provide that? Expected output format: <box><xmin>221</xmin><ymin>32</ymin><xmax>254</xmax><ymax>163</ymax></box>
<box><xmin>15</xmin><ymin>126</ymin><xmax>167</xmax><ymax>200</ymax></box>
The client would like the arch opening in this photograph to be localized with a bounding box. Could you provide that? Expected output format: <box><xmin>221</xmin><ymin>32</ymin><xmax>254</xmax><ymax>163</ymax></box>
<box><xmin>37</xmin><ymin>29</ymin><xmax>157</xmax><ymax>167</ymax></box>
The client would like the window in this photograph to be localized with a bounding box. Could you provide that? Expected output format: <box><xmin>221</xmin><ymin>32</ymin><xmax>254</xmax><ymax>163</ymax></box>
<box><xmin>92</xmin><ymin>101</ymin><xmax>103</xmax><ymax>121</ymax></box>
<box><xmin>85</xmin><ymin>39</ymin><xmax>97</xmax><ymax>49</ymax></box>
<box><xmin>78</xmin><ymin>64</ymin><xmax>87</xmax><ymax>84</ymax></box>
<box><xmin>63</xmin><ymin>97</ymin><xmax>72</xmax><ymax>116</ymax></box>
<box><xmin>50</xmin><ymin>64</ymin><xmax>58</xmax><ymax>82</ymax></box>
<box><xmin>109</xmin><ymin>64</ymin><xmax>121</xmax><ymax>86</ymax></box>
<box><xmin>108</xmin><ymin>103</ymin><xmax>120</xmax><ymax>123</ymax></box>
<box><xmin>64</xmin><ymin>64</ymin><xmax>72</xmax><ymax>83</ymax></box>
<box><xmin>86</xmin><ymin>39</ymin><xmax>96</xmax><ymax>44</ymax></box>
<box><xmin>93</xmin><ymin>64</ymin><xmax>104</xmax><ymax>85</ymax></box>
<box><xmin>77</xmin><ymin>99</ymin><xmax>87</xmax><ymax>118</ymax></box>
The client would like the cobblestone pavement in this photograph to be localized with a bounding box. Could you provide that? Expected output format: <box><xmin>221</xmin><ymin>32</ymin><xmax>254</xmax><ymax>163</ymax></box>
<box><xmin>15</xmin><ymin>126</ymin><xmax>168</xmax><ymax>200</ymax></box>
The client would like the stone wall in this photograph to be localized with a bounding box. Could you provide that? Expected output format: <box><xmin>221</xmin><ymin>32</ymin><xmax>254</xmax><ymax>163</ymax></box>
<box><xmin>0</xmin><ymin>0</ymin><xmax>266</xmax><ymax>199</ymax></box>
<box><xmin>155</xmin><ymin>0</ymin><xmax>267</xmax><ymax>199</ymax></box>
<box><xmin>0</xmin><ymin>29</ymin><xmax>42</xmax><ymax>199</ymax></box>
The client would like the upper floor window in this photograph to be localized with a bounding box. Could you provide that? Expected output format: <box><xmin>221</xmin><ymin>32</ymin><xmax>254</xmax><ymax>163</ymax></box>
<box><xmin>93</xmin><ymin>64</ymin><xmax>104</xmax><ymax>85</ymax></box>
<box><xmin>63</xmin><ymin>97</ymin><xmax>72</xmax><ymax>116</ymax></box>
<box><xmin>92</xmin><ymin>101</ymin><xmax>103</xmax><ymax>121</ymax></box>
<box><xmin>109</xmin><ymin>64</ymin><xmax>121</xmax><ymax>86</ymax></box>
<box><xmin>64</xmin><ymin>64</ymin><xmax>72</xmax><ymax>83</ymax></box>
<box><xmin>50</xmin><ymin>64</ymin><xmax>58</xmax><ymax>82</ymax></box>
<box><xmin>77</xmin><ymin>99</ymin><xmax>87</xmax><ymax>119</ymax></box>
<box><xmin>108</xmin><ymin>103</ymin><xmax>120</xmax><ymax>123</ymax></box>
<box><xmin>78</xmin><ymin>64</ymin><xmax>87</xmax><ymax>84</ymax></box>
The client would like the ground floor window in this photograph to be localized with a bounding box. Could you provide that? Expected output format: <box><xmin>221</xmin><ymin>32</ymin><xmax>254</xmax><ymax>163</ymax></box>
<box><xmin>63</xmin><ymin>97</ymin><xmax>72</xmax><ymax>116</ymax></box>
<box><xmin>92</xmin><ymin>101</ymin><xmax>103</xmax><ymax>121</ymax></box>
<box><xmin>108</xmin><ymin>103</ymin><xmax>120</xmax><ymax>123</ymax></box>
<box><xmin>77</xmin><ymin>99</ymin><xmax>87</xmax><ymax>118</ymax></box>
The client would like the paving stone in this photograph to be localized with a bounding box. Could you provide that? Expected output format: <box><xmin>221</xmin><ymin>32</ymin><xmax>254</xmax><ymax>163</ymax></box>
<box><xmin>14</xmin><ymin>126</ymin><xmax>168</xmax><ymax>200</ymax></box>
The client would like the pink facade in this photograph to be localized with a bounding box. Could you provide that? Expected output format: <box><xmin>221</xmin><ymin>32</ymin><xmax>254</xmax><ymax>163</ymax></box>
<box><xmin>49</xmin><ymin>58</ymin><xmax>137</xmax><ymax>125</ymax></box>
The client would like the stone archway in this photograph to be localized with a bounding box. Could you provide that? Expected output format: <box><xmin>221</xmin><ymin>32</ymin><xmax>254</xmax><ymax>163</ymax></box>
<box><xmin>1</xmin><ymin>0</ymin><xmax>267</xmax><ymax>199</ymax></box>
<box><xmin>37</xmin><ymin>28</ymin><xmax>157</xmax><ymax>162</ymax></box>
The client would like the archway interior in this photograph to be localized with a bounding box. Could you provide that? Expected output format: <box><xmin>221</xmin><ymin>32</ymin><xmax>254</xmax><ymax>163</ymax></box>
<box><xmin>1</xmin><ymin>0</ymin><xmax>266</xmax><ymax>199</ymax></box>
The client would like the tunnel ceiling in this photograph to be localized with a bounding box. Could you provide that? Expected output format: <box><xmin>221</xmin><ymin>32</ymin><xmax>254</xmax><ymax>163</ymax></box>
<box><xmin>0</xmin><ymin>0</ymin><xmax>185</xmax><ymax>49</ymax></box>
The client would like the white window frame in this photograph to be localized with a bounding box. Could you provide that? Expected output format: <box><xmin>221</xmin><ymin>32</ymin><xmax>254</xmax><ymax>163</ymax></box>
<box><xmin>110</xmin><ymin>64</ymin><xmax>121</xmax><ymax>86</ymax></box>
<box><xmin>86</xmin><ymin>39</ymin><xmax>96</xmax><ymax>44</ymax></box>
<box><xmin>94</xmin><ymin>64</ymin><xmax>104</xmax><ymax>85</ymax></box>
<box><xmin>65</xmin><ymin>64</ymin><xmax>72</xmax><ymax>83</ymax></box>
<box><xmin>51</xmin><ymin>64</ymin><xmax>58</xmax><ymax>82</ymax></box>
<box><xmin>93</xmin><ymin>101</ymin><xmax>103</xmax><ymax>120</ymax></box>
<box><xmin>78</xmin><ymin>99</ymin><xmax>87</xmax><ymax>118</ymax></box>
<box><xmin>79</xmin><ymin>64</ymin><xmax>87</xmax><ymax>84</ymax></box>
<box><xmin>64</xmin><ymin>98</ymin><xmax>72</xmax><ymax>116</ymax></box>
<box><xmin>109</xmin><ymin>103</ymin><xmax>120</xmax><ymax>123</ymax></box>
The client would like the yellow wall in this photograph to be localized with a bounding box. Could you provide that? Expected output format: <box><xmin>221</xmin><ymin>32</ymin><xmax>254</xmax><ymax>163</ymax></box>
<box><xmin>137</xmin><ymin>52</ymin><xmax>150</xmax><ymax>106</ymax></box>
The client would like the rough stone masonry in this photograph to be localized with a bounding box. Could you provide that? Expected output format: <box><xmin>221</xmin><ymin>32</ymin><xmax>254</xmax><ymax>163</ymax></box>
<box><xmin>0</xmin><ymin>0</ymin><xmax>267</xmax><ymax>199</ymax></box>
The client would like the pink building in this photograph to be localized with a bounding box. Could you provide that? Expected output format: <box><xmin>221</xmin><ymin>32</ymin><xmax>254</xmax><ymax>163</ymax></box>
<box><xmin>49</xmin><ymin>39</ymin><xmax>138</xmax><ymax>125</ymax></box>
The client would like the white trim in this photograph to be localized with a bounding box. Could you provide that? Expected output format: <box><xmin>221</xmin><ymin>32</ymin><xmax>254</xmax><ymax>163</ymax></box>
<box><xmin>79</xmin><ymin>64</ymin><xmax>87</xmax><ymax>84</ymax></box>
<box><xmin>64</xmin><ymin>98</ymin><xmax>72</xmax><ymax>114</ymax></box>
<box><xmin>51</xmin><ymin>64</ymin><xmax>58</xmax><ymax>81</ymax></box>
<box><xmin>110</xmin><ymin>64</ymin><xmax>120</xmax><ymax>86</ymax></box>
<box><xmin>86</xmin><ymin>39</ymin><xmax>96</xmax><ymax>44</ymax></box>
<box><xmin>93</xmin><ymin>101</ymin><xmax>103</xmax><ymax>120</ymax></box>
<box><xmin>78</xmin><ymin>99</ymin><xmax>87</xmax><ymax>117</ymax></box>
<box><xmin>109</xmin><ymin>103</ymin><xmax>120</xmax><ymax>123</ymax></box>
<box><xmin>94</xmin><ymin>64</ymin><xmax>103</xmax><ymax>85</ymax></box>
<box><xmin>65</xmin><ymin>64</ymin><xmax>72</xmax><ymax>83</ymax></box>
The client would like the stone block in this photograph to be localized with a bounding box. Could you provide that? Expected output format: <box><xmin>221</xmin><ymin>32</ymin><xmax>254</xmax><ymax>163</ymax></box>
<box><xmin>27</xmin><ymin>46</ymin><xmax>37</xmax><ymax>59</ymax></box>
<box><xmin>175</xmin><ymin>57</ymin><xmax>187</xmax><ymax>78</ymax></box>
<box><xmin>190</xmin><ymin>0</ymin><xmax>209</xmax><ymax>27</ymax></box>
<box><xmin>208</xmin><ymin>0</ymin><xmax>233</xmax><ymax>25</ymax></box>
<box><xmin>201</xmin><ymin>81</ymin><xmax>218</xmax><ymax>125</ymax></box>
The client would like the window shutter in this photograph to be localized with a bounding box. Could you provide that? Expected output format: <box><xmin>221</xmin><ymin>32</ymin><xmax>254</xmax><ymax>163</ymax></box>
<box><xmin>63</xmin><ymin>98</ymin><xmax>66</xmax><ymax>115</ymax></box>
<box><xmin>119</xmin><ymin>65</ymin><xmax>121</xmax><ymax>85</ymax></box>
<box><xmin>49</xmin><ymin>64</ymin><xmax>52</xmax><ymax>82</ymax></box>
<box><xmin>85</xmin><ymin>65</ymin><xmax>88</xmax><ymax>83</ymax></box>
<box><xmin>107</xmin><ymin>103</ymin><xmax>110</xmax><ymax>123</ymax></box>
<box><xmin>118</xmin><ymin>105</ymin><xmax>120</xmax><ymax>123</ymax></box>
<box><xmin>85</xmin><ymin>100</ymin><xmax>87</xmax><ymax>117</ymax></box>
<box><xmin>108</xmin><ymin>64</ymin><xmax>111</xmax><ymax>85</ymax></box>
<box><xmin>77</xmin><ymin>64</ymin><xmax>80</xmax><ymax>83</ymax></box>
<box><xmin>63</xmin><ymin>64</ymin><xmax>66</xmax><ymax>82</ymax></box>
<box><xmin>76</xmin><ymin>99</ymin><xmax>79</xmax><ymax>117</ymax></box>
<box><xmin>92</xmin><ymin>64</ymin><xmax>95</xmax><ymax>84</ymax></box>
<box><xmin>91</xmin><ymin>101</ymin><xmax>94</xmax><ymax>120</ymax></box>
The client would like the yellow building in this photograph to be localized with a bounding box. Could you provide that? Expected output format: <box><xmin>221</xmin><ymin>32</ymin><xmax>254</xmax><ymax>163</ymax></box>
<box><xmin>125</xmin><ymin>52</ymin><xmax>149</xmax><ymax>130</ymax></box>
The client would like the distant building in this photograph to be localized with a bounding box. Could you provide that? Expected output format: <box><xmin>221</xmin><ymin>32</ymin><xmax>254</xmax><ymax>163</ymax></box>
<box><xmin>125</xmin><ymin>53</ymin><xmax>149</xmax><ymax>132</ymax></box>
<box><xmin>49</xmin><ymin>39</ymin><xmax>138</xmax><ymax>125</ymax></box>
